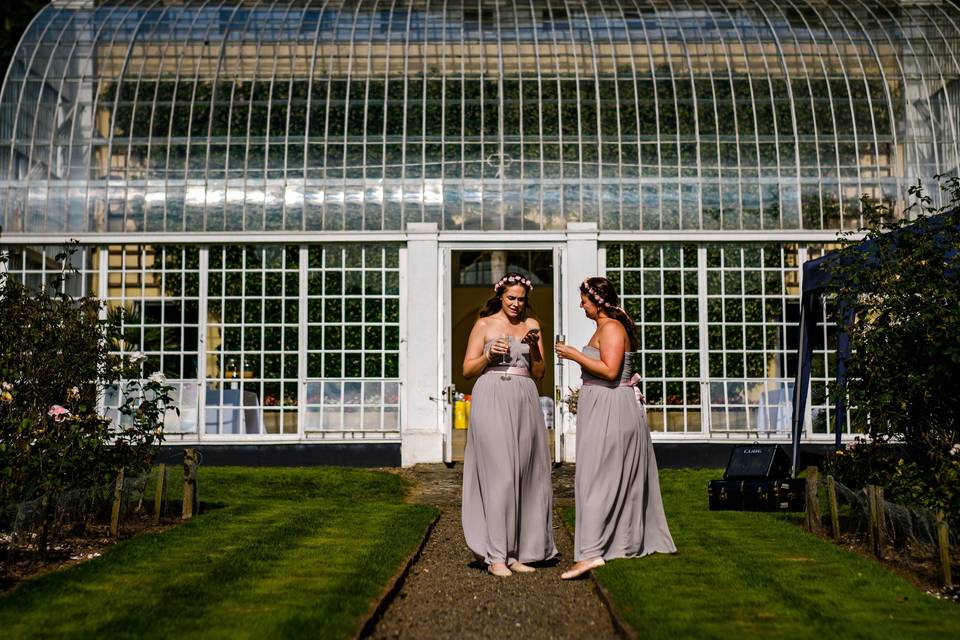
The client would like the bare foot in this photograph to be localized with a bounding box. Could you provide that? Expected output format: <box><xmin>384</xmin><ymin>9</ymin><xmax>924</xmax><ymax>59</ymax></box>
<box><xmin>508</xmin><ymin>561</ymin><xmax>536</xmax><ymax>573</ymax></box>
<box><xmin>487</xmin><ymin>562</ymin><xmax>512</xmax><ymax>577</ymax></box>
<box><xmin>560</xmin><ymin>557</ymin><xmax>605</xmax><ymax>580</ymax></box>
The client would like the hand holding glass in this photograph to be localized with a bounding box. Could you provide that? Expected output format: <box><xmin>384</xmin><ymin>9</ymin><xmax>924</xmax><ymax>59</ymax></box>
<box><xmin>497</xmin><ymin>334</ymin><xmax>511</xmax><ymax>365</ymax></box>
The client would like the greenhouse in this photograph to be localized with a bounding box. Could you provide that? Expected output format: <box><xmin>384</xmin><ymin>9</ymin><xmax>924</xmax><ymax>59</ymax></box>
<box><xmin>1</xmin><ymin>0</ymin><xmax>958</xmax><ymax>465</ymax></box>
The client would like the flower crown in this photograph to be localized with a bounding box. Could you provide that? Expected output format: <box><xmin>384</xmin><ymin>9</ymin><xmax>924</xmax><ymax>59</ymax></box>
<box><xmin>581</xmin><ymin>279</ymin><xmax>616</xmax><ymax>309</ymax></box>
<box><xmin>494</xmin><ymin>274</ymin><xmax>533</xmax><ymax>292</ymax></box>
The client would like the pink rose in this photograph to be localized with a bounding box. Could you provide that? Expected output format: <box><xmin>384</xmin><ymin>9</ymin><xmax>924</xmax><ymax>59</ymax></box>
<box><xmin>47</xmin><ymin>405</ymin><xmax>72</xmax><ymax>422</ymax></box>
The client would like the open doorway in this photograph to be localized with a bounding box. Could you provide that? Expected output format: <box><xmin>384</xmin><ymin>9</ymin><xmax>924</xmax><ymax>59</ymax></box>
<box><xmin>447</xmin><ymin>249</ymin><xmax>557</xmax><ymax>462</ymax></box>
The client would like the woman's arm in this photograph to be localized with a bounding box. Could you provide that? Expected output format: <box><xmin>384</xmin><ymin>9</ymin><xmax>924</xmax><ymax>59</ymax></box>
<box><xmin>555</xmin><ymin>321</ymin><xmax>626</xmax><ymax>381</ymax></box>
<box><xmin>522</xmin><ymin>319</ymin><xmax>545</xmax><ymax>381</ymax></box>
<box><xmin>463</xmin><ymin>318</ymin><xmax>498</xmax><ymax>379</ymax></box>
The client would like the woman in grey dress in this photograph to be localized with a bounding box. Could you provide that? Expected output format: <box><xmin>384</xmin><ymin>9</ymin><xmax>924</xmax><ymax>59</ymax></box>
<box><xmin>556</xmin><ymin>277</ymin><xmax>676</xmax><ymax>579</ymax></box>
<box><xmin>461</xmin><ymin>272</ymin><xmax>558</xmax><ymax>577</ymax></box>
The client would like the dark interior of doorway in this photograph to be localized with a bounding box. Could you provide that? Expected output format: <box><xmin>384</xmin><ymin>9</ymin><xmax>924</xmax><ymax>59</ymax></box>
<box><xmin>450</xmin><ymin>250</ymin><xmax>556</xmax><ymax>462</ymax></box>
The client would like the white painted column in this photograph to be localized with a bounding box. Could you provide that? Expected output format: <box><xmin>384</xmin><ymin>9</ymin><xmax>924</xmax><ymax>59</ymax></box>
<box><xmin>561</xmin><ymin>222</ymin><xmax>600</xmax><ymax>462</ymax></box>
<box><xmin>401</xmin><ymin>222</ymin><xmax>443</xmax><ymax>465</ymax></box>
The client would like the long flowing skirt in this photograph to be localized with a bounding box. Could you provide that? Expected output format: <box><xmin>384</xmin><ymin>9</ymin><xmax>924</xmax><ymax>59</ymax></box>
<box><xmin>462</xmin><ymin>372</ymin><xmax>557</xmax><ymax>565</ymax></box>
<box><xmin>574</xmin><ymin>384</ymin><xmax>677</xmax><ymax>561</ymax></box>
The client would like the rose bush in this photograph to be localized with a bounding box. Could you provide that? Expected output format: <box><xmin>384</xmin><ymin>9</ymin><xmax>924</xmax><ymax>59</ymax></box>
<box><xmin>0</xmin><ymin>243</ymin><xmax>175</xmax><ymax>550</ymax></box>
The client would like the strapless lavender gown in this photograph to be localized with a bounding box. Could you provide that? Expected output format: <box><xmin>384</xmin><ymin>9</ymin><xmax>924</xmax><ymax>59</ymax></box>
<box><xmin>462</xmin><ymin>338</ymin><xmax>557</xmax><ymax>565</ymax></box>
<box><xmin>574</xmin><ymin>346</ymin><xmax>676</xmax><ymax>561</ymax></box>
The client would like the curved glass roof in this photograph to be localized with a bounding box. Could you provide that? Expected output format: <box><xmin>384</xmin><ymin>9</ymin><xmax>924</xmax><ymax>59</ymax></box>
<box><xmin>1</xmin><ymin>0</ymin><xmax>958</xmax><ymax>233</ymax></box>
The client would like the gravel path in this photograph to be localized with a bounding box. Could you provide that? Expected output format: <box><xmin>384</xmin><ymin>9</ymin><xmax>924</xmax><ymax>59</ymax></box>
<box><xmin>368</xmin><ymin>465</ymin><xmax>618</xmax><ymax>640</ymax></box>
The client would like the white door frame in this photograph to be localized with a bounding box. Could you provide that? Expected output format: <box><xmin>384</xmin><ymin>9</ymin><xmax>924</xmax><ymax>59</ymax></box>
<box><xmin>438</xmin><ymin>241</ymin><xmax>568</xmax><ymax>464</ymax></box>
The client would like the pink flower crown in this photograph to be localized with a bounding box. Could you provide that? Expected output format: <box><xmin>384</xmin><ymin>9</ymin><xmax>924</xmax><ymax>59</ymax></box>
<box><xmin>581</xmin><ymin>279</ymin><xmax>616</xmax><ymax>309</ymax></box>
<box><xmin>494</xmin><ymin>274</ymin><xmax>533</xmax><ymax>292</ymax></box>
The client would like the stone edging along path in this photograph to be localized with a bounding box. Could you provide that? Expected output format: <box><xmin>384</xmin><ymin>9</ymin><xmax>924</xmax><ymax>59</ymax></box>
<box><xmin>358</xmin><ymin>465</ymin><xmax>626</xmax><ymax>640</ymax></box>
<box><xmin>354</xmin><ymin>511</ymin><xmax>441</xmax><ymax>639</ymax></box>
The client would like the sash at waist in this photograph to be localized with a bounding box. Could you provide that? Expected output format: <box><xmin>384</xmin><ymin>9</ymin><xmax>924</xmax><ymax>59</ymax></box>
<box><xmin>581</xmin><ymin>373</ymin><xmax>645</xmax><ymax>404</ymax></box>
<box><xmin>482</xmin><ymin>365</ymin><xmax>532</xmax><ymax>378</ymax></box>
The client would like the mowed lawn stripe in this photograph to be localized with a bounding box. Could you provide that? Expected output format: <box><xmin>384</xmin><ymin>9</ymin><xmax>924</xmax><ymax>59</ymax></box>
<box><xmin>0</xmin><ymin>467</ymin><xmax>438</xmax><ymax>640</ymax></box>
<box><xmin>564</xmin><ymin>468</ymin><xmax>960</xmax><ymax>640</ymax></box>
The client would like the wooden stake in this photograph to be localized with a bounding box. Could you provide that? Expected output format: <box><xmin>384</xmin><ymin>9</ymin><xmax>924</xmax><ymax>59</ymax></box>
<box><xmin>866</xmin><ymin>485</ymin><xmax>881</xmax><ymax>557</ymax></box>
<box><xmin>110</xmin><ymin>469</ymin><xmax>125</xmax><ymax>538</ymax></box>
<box><xmin>153</xmin><ymin>464</ymin><xmax>166</xmax><ymax>525</ymax></box>
<box><xmin>182</xmin><ymin>449</ymin><xmax>198</xmax><ymax>520</ymax></box>
<box><xmin>875</xmin><ymin>486</ymin><xmax>886</xmax><ymax>553</ymax></box>
<box><xmin>937</xmin><ymin>510</ymin><xmax>953</xmax><ymax>589</ymax></box>
<box><xmin>827</xmin><ymin>475</ymin><xmax>841</xmax><ymax>541</ymax></box>
<box><xmin>804</xmin><ymin>466</ymin><xmax>821</xmax><ymax>533</ymax></box>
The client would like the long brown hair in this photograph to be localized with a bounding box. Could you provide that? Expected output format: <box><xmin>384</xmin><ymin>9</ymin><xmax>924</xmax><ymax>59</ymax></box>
<box><xmin>580</xmin><ymin>277</ymin><xmax>638</xmax><ymax>350</ymax></box>
<box><xmin>479</xmin><ymin>272</ymin><xmax>535</xmax><ymax>320</ymax></box>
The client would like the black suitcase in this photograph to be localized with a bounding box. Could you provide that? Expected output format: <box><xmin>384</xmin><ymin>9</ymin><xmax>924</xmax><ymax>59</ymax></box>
<box><xmin>722</xmin><ymin>444</ymin><xmax>791</xmax><ymax>480</ymax></box>
<box><xmin>708</xmin><ymin>478</ymin><xmax>805</xmax><ymax>512</ymax></box>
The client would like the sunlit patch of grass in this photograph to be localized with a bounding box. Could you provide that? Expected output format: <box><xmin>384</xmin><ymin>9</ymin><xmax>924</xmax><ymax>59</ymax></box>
<box><xmin>563</xmin><ymin>468</ymin><xmax>960</xmax><ymax>640</ymax></box>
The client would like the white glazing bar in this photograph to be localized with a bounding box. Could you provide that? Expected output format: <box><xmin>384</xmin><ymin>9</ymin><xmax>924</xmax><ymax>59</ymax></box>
<box><xmin>732</xmin><ymin>0</ymin><xmax>785</xmax><ymax>230</ymax></box>
<box><xmin>27</xmin><ymin>8</ymin><xmax>80</xmax><ymax>229</ymax></box>
<box><xmin>160</xmin><ymin>1</ymin><xmax>220</xmax><ymax>232</ymax></box>
<box><xmin>507</xmin><ymin>0</ymin><xmax>524</xmax><ymax>228</ymax></box>
<box><xmin>711</xmin><ymin>1</ymin><xmax>763</xmax><ymax>231</ymax></box>
<box><xmin>786</xmin><ymin>0</ymin><xmax>841</xmax><ymax>229</ymax></box>
<box><xmin>927</xmin><ymin>2</ymin><xmax>960</xmax><ymax>176</ymax></box>
<box><xmin>8</xmin><ymin>3</ymin><xmax>72</xmax><ymax>230</ymax></box>
<box><xmin>338</xmin><ymin>0</ymin><xmax>365</xmax><ymax>232</ymax></box>
<box><xmin>608</xmin><ymin>0</ymin><xmax>643</xmax><ymax>231</ymax></box>
<box><xmin>763</xmin><ymin>1</ymin><xmax>823</xmax><ymax>231</ymax></box>
<box><xmin>696</xmin><ymin>243</ymin><xmax>710</xmax><ymax>433</ymax></box>
<box><xmin>26</xmin><ymin>8</ymin><xmax>85</xmax><ymax>231</ymax></box>
<box><xmin>65</xmin><ymin>2</ymin><xmax>136</xmax><ymax>234</ymax></box>
<box><xmin>219</xmin><ymin>1</ymin><xmax>266</xmax><ymax>231</ymax></box>
<box><xmin>188</xmin><ymin>0</ymin><xmax>237</xmax><ymax>233</ymax></box>
<box><xmin>278</xmin><ymin>0</ymin><xmax>308</xmax><ymax>231</ymax></box>
<box><xmin>694</xmin><ymin>0</ymin><xmax>744</xmax><ymax>231</ymax></box>
<box><xmin>301</xmin><ymin>0</ymin><xmax>333</xmax><ymax>231</ymax></box>
<box><xmin>627</xmin><ymin>0</ymin><xmax>666</xmax><ymax>229</ymax></box>
<box><xmin>671</xmin><ymin>0</ymin><xmax>707</xmax><ymax>231</ymax></box>
<box><xmin>900</xmin><ymin>2</ymin><xmax>960</xmax><ymax>182</ymax></box>
<box><xmin>0</xmin><ymin>0</ymin><xmax>52</xmax><ymax>204</ymax></box>
<box><xmin>525</xmin><ymin>0</ymin><xmax>546</xmax><ymax>230</ymax></box>
<box><xmin>100</xmin><ymin>0</ymin><xmax>165</xmax><ymax>233</ymax></box>
<box><xmin>798</xmin><ymin>1</ymin><xmax>864</xmax><ymax>229</ymax></box>
<box><xmin>197</xmin><ymin>244</ymin><xmax>209</xmax><ymax>440</ymax></box>
<box><xmin>122</xmin><ymin>2</ymin><xmax>180</xmax><ymax>232</ymax></box>
<box><xmin>822</xmin><ymin>2</ymin><xmax>883</xmax><ymax>226</ymax></box>
<box><xmin>541</xmin><ymin>0</ymin><xmax>566</xmax><ymax>223</ymax></box>
<box><xmin>840</xmin><ymin>0</ymin><xmax>913</xmax><ymax>214</ymax></box>
<box><xmin>589</xmin><ymin>0</ymin><xmax>619</xmax><ymax>229</ymax></box>
<box><xmin>298</xmin><ymin>244</ymin><xmax>308</xmax><ymax>434</ymax></box>
<box><xmin>400</xmin><ymin>0</ymin><xmax>416</xmax><ymax>227</ymax></box>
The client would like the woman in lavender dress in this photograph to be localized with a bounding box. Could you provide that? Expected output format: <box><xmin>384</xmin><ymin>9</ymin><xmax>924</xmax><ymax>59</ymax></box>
<box><xmin>556</xmin><ymin>277</ymin><xmax>676</xmax><ymax>579</ymax></box>
<box><xmin>461</xmin><ymin>272</ymin><xmax>557</xmax><ymax>577</ymax></box>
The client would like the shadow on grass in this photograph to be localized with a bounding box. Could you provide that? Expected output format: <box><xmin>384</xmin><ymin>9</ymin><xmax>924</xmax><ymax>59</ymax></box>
<box><xmin>0</xmin><ymin>467</ymin><xmax>438</xmax><ymax>640</ymax></box>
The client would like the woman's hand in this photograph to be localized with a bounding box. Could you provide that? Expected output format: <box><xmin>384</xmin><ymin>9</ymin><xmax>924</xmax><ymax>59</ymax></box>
<box><xmin>521</xmin><ymin>329</ymin><xmax>542</xmax><ymax>360</ymax></box>
<box><xmin>488</xmin><ymin>339</ymin><xmax>509</xmax><ymax>359</ymax></box>
<box><xmin>555</xmin><ymin>343</ymin><xmax>580</xmax><ymax>361</ymax></box>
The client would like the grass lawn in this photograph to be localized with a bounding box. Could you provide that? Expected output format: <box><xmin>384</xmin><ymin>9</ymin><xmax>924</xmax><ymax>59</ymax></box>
<box><xmin>0</xmin><ymin>467</ymin><xmax>437</xmax><ymax>639</ymax></box>
<box><xmin>563</xmin><ymin>468</ymin><xmax>960</xmax><ymax>640</ymax></box>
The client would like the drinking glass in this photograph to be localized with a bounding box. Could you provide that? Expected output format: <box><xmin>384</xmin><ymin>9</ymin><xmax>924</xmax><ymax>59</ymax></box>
<box><xmin>498</xmin><ymin>334</ymin><xmax>511</xmax><ymax>365</ymax></box>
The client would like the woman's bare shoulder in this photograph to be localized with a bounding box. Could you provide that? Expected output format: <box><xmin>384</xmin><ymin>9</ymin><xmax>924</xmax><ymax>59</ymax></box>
<box><xmin>598</xmin><ymin>318</ymin><xmax>627</xmax><ymax>340</ymax></box>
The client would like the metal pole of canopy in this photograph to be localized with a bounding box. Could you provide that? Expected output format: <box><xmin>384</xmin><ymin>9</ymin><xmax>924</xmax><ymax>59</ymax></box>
<box><xmin>832</xmin><ymin>301</ymin><xmax>853</xmax><ymax>450</ymax></box>
<box><xmin>790</xmin><ymin>291</ymin><xmax>817</xmax><ymax>478</ymax></box>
